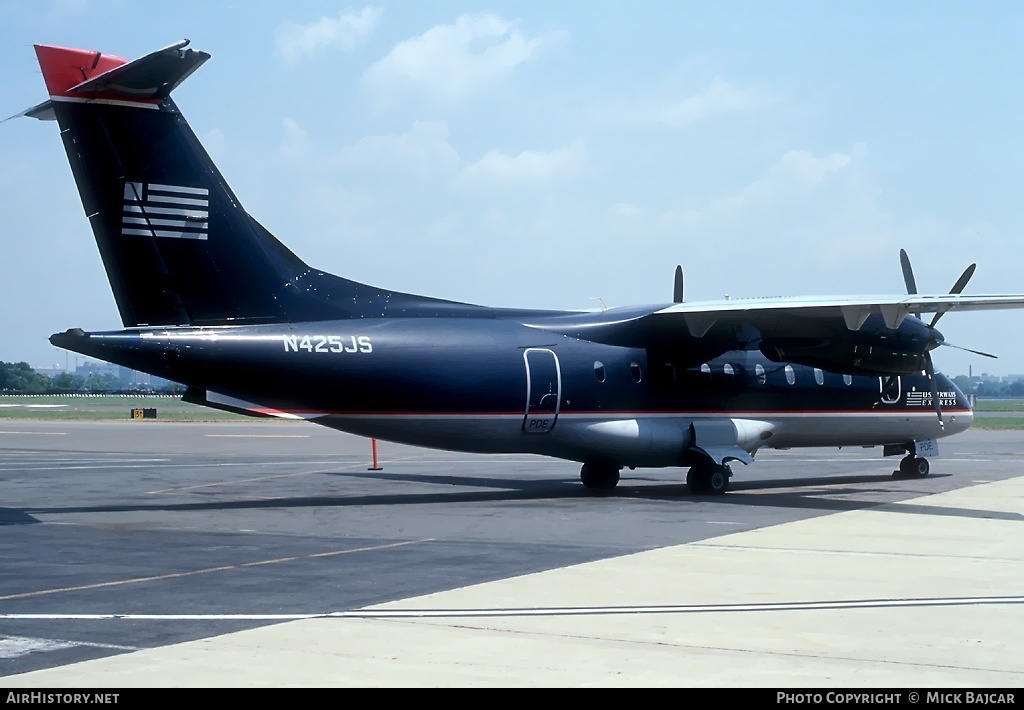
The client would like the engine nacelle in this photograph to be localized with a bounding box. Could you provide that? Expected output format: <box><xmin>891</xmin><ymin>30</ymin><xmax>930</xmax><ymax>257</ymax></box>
<box><xmin>759</xmin><ymin>313</ymin><xmax>939</xmax><ymax>376</ymax></box>
<box><xmin>759</xmin><ymin>339</ymin><xmax>926</xmax><ymax>375</ymax></box>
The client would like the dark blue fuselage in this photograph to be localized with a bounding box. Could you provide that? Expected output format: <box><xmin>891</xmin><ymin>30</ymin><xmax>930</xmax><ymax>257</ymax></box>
<box><xmin>52</xmin><ymin>315</ymin><xmax>972</xmax><ymax>469</ymax></box>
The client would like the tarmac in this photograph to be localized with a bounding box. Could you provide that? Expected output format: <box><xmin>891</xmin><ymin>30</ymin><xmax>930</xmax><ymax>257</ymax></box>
<box><xmin>1</xmin><ymin>420</ymin><xmax>1022</xmax><ymax>687</ymax></box>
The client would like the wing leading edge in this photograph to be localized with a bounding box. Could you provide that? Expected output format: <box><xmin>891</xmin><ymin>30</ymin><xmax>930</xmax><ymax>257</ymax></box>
<box><xmin>654</xmin><ymin>293</ymin><xmax>1024</xmax><ymax>334</ymax></box>
<box><xmin>526</xmin><ymin>292</ymin><xmax>1024</xmax><ymax>376</ymax></box>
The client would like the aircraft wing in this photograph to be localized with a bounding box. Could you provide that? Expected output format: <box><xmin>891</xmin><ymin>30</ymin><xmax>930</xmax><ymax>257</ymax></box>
<box><xmin>652</xmin><ymin>293</ymin><xmax>1024</xmax><ymax>336</ymax></box>
<box><xmin>527</xmin><ymin>292</ymin><xmax>1024</xmax><ymax>374</ymax></box>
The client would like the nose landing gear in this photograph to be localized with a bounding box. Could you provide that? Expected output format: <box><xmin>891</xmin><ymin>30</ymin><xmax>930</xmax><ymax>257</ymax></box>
<box><xmin>894</xmin><ymin>454</ymin><xmax>930</xmax><ymax>477</ymax></box>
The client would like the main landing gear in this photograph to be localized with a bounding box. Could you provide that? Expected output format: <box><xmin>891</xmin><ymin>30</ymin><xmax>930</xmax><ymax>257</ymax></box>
<box><xmin>686</xmin><ymin>461</ymin><xmax>732</xmax><ymax>495</ymax></box>
<box><xmin>580</xmin><ymin>462</ymin><xmax>620</xmax><ymax>490</ymax></box>
<box><xmin>894</xmin><ymin>454</ymin><xmax>930</xmax><ymax>477</ymax></box>
<box><xmin>579</xmin><ymin>456</ymin><xmax>735</xmax><ymax>494</ymax></box>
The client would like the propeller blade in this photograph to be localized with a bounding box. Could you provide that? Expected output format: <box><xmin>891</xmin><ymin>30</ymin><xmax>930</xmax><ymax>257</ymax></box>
<box><xmin>875</xmin><ymin>373</ymin><xmax>901</xmax><ymax>409</ymax></box>
<box><xmin>673</xmin><ymin>265</ymin><xmax>684</xmax><ymax>304</ymax></box>
<box><xmin>939</xmin><ymin>342</ymin><xmax>998</xmax><ymax>359</ymax></box>
<box><xmin>880</xmin><ymin>374</ymin><xmax>898</xmax><ymax>397</ymax></box>
<box><xmin>923</xmin><ymin>352</ymin><xmax>943</xmax><ymax>429</ymax></box>
<box><xmin>899</xmin><ymin>248</ymin><xmax>918</xmax><ymax>295</ymax></box>
<box><xmin>949</xmin><ymin>262</ymin><xmax>977</xmax><ymax>295</ymax></box>
<box><xmin>930</xmin><ymin>262</ymin><xmax>978</xmax><ymax>327</ymax></box>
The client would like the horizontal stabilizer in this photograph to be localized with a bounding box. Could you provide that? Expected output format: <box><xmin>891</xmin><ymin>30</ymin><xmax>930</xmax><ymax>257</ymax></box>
<box><xmin>66</xmin><ymin>40</ymin><xmax>209</xmax><ymax>101</ymax></box>
<box><xmin>4</xmin><ymin>99</ymin><xmax>55</xmax><ymax>122</ymax></box>
<box><xmin>34</xmin><ymin>40</ymin><xmax>208</xmax><ymax>105</ymax></box>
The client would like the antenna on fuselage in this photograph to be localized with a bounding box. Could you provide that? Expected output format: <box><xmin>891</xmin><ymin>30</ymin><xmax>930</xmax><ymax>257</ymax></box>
<box><xmin>673</xmin><ymin>265</ymin><xmax>684</xmax><ymax>303</ymax></box>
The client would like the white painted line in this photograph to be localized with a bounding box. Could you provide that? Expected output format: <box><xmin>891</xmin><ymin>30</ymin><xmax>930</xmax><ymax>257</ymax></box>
<box><xmin>0</xmin><ymin>459</ymin><xmax>349</xmax><ymax>474</ymax></box>
<box><xmin>0</xmin><ymin>431</ymin><xmax>67</xmax><ymax>436</ymax></box>
<box><xmin>0</xmin><ymin>635</ymin><xmax>77</xmax><ymax>659</ymax></box>
<box><xmin>205</xmin><ymin>434</ymin><xmax>311</xmax><ymax>438</ymax></box>
<box><xmin>326</xmin><ymin>596</ymin><xmax>1024</xmax><ymax>617</ymax></box>
<box><xmin>2</xmin><ymin>596</ymin><xmax>1022</xmax><ymax>621</ymax></box>
<box><xmin>0</xmin><ymin>404</ymin><xmax>67</xmax><ymax>408</ymax></box>
<box><xmin>0</xmin><ymin>635</ymin><xmax>139</xmax><ymax>658</ymax></box>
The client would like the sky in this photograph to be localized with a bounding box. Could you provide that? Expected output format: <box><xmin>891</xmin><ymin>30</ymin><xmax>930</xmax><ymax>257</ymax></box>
<box><xmin>2</xmin><ymin>1</ymin><xmax>1023</xmax><ymax>377</ymax></box>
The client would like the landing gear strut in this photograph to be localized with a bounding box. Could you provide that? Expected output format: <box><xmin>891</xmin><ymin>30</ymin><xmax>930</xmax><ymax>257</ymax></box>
<box><xmin>686</xmin><ymin>461</ymin><xmax>731</xmax><ymax>495</ymax></box>
<box><xmin>895</xmin><ymin>454</ymin><xmax>930</xmax><ymax>477</ymax></box>
<box><xmin>580</xmin><ymin>462</ymin><xmax>620</xmax><ymax>490</ymax></box>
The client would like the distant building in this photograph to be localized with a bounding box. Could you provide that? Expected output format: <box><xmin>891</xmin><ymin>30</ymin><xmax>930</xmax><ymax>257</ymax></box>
<box><xmin>75</xmin><ymin>360</ymin><xmax>120</xmax><ymax>378</ymax></box>
<box><xmin>30</xmin><ymin>359</ymin><xmax>178</xmax><ymax>391</ymax></box>
<box><xmin>970</xmin><ymin>372</ymin><xmax>1003</xmax><ymax>384</ymax></box>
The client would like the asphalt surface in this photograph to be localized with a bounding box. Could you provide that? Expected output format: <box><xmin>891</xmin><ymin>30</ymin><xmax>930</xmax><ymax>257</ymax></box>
<box><xmin>1</xmin><ymin>420</ymin><xmax>1022</xmax><ymax>686</ymax></box>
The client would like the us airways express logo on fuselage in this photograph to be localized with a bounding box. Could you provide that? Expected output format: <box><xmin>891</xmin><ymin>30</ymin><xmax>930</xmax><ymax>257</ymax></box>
<box><xmin>906</xmin><ymin>391</ymin><xmax>958</xmax><ymax>407</ymax></box>
<box><xmin>283</xmin><ymin>335</ymin><xmax>373</xmax><ymax>354</ymax></box>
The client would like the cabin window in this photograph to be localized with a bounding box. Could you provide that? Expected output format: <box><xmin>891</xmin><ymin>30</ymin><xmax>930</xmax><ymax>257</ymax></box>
<box><xmin>630</xmin><ymin>362</ymin><xmax>643</xmax><ymax>383</ymax></box>
<box><xmin>785</xmin><ymin>365</ymin><xmax>796</xmax><ymax>385</ymax></box>
<box><xmin>814</xmin><ymin>368</ymin><xmax>824</xmax><ymax>386</ymax></box>
<box><xmin>755</xmin><ymin>363</ymin><xmax>766</xmax><ymax>385</ymax></box>
<box><xmin>723</xmin><ymin>363</ymin><xmax>735</xmax><ymax>378</ymax></box>
<box><xmin>843</xmin><ymin>374</ymin><xmax>853</xmax><ymax>386</ymax></box>
<box><xmin>662</xmin><ymin>363</ymin><xmax>677</xmax><ymax>386</ymax></box>
<box><xmin>594</xmin><ymin>361</ymin><xmax>606</xmax><ymax>383</ymax></box>
<box><xmin>700</xmin><ymin>363</ymin><xmax>711</xmax><ymax>379</ymax></box>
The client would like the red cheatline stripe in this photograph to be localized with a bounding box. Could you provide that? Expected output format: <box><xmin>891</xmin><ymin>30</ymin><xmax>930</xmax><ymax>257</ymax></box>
<box><xmin>246</xmin><ymin>408</ymin><xmax>971</xmax><ymax>418</ymax></box>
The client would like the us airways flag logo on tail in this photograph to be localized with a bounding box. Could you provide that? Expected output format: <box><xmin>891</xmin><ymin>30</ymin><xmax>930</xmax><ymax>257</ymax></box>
<box><xmin>121</xmin><ymin>182</ymin><xmax>209</xmax><ymax>240</ymax></box>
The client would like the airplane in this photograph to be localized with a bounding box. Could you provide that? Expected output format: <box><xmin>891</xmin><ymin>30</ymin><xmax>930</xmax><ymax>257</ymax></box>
<box><xmin>13</xmin><ymin>40</ymin><xmax>1024</xmax><ymax>495</ymax></box>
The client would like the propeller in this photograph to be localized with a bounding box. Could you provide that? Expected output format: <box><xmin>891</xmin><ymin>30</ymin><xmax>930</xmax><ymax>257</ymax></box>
<box><xmin>897</xmin><ymin>249</ymin><xmax>997</xmax><ymax>428</ymax></box>
<box><xmin>922</xmin><ymin>346</ymin><xmax>943</xmax><ymax>428</ymax></box>
<box><xmin>899</xmin><ymin>248</ymin><xmax>918</xmax><ymax>295</ymax></box>
<box><xmin>928</xmin><ymin>259</ymin><xmax>977</xmax><ymax>328</ymax></box>
<box><xmin>673</xmin><ymin>265</ymin><xmax>684</xmax><ymax>304</ymax></box>
<box><xmin>940</xmin><ymin>341</ymin><xmax>995</xmax><ymax>358</ymax></box>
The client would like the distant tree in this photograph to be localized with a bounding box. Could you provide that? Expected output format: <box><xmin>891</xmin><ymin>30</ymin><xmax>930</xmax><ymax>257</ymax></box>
<box><xmin>0</xmin><ymin>361</ymin><xmax>51</xmax><ymax>394</ymax></box>
<box><xmin>976</xmin><ymin>380</ymin><xmax>1008</xmax><ymax>398</ymax></box>
<box><xmin>951</xmin><ymin>375</ymin><xmax>974</xmax><ymax>394</ymax></box>
<box><xmin>85</xmin><ymin>372</ymin><xmax>118</xmax><ymax>391</ymax></box>
<box><xmin>154</xmin><ymin>380</ymin><xmax>185</xmax><ymax>394</ymax></box>
<box><xmin>1008</xmin><ymin>381</ymin><xmax>1024</xmax><ymax>397</ymax></box>
<box><xmin>50</xmin><ymin>372</ymin><xmax>84</xmax><ymax>392</ymax></box>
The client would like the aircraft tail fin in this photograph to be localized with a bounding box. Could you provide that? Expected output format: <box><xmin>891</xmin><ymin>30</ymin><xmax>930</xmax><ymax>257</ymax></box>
<box><xmin>25</xmin><ymin>41</ymin><xmax>448</xmax><ymax>327</ymax></box>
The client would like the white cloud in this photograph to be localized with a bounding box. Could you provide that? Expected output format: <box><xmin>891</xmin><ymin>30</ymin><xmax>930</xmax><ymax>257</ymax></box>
<box><xmin>279</xmin><ymin>117</ymin><xmax>311</xmax><ymax>161</ymax></box>
<box><xmin>46</xmin><ymin>0</ymin><xmax>87</xmax><ymax>20</ymax></box>
<box><xmin>365</xmin><ymin>13</ymin><xmax>568</xmax><ymax>101</ymax></box>
<box><xmin>277</xmin><ymin>6</ymin><xmax>382</xmax><ymax>66</ymax></box>
<box><xmin>338</xmin><ymin>120</ymin><xmax>460</xmax><ymax>179</ymax></box>
<box><xmin>712</xmin><ymin>144</ymin><xmax>863</xmax><ymax>210</ymax></box>
<box><xmin>611</xmin><ymin>203</ymin><xmax>643</xmax><ymax>218</ymax></box>
<box><xmin>458</xmin><ymin>139</ymin><xmax>586</xmax><ymax>185</ymax></box>
<box><xmin>653</xmin><ymin>143</ymin><xmax>891</xmax><ymax>295</ymax></box>
<box><xmin>200</xmin><ymin>128</ymin><xmax>226</xmax><ymax>162</ymax></box>
<box><xmin>603</xmin><ymin>78</ymin><xmax>770</xmax><ymax>127</ymax></box>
